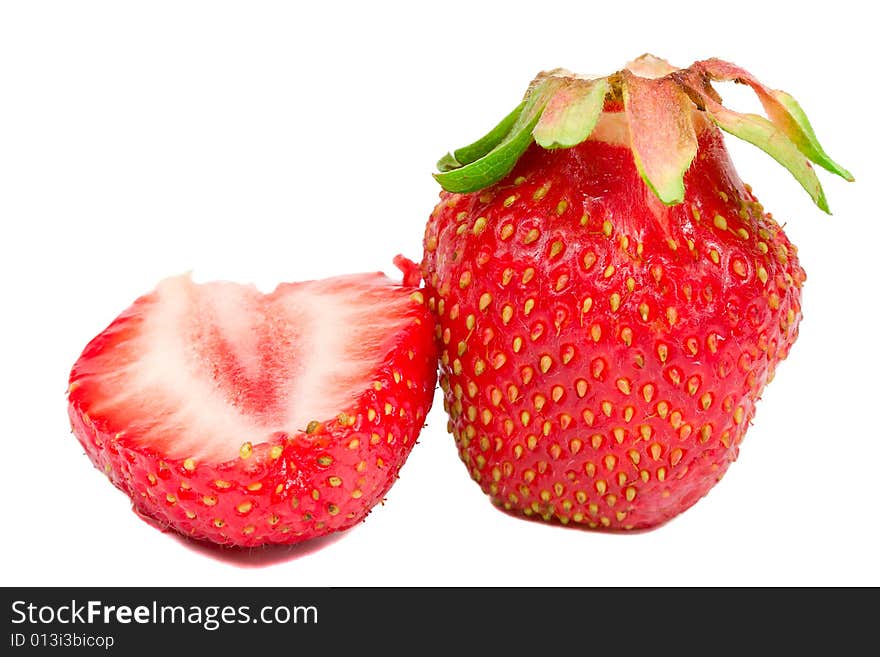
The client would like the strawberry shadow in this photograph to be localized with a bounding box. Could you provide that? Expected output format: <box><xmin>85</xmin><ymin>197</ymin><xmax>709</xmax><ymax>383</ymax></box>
<box><xmin>494</xmin><ymin>504</ymin><xmax>674</xmax><ymax>535</ymax></box>
<box><xmin>131</xmin><ymin>503</ymin><xmax>351</xmax><ymax>567</ymax></box>
<box><xmin>166</xmin><ymin>530</ymin><xmax>349</xmax><ymax>567</ymax></box>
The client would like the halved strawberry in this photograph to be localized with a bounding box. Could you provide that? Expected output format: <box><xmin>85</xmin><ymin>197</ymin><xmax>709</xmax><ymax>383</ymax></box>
<box><xmin>67</xmin><ymin>261</ymin><xmax>437</xmax><ymax>547</ymax></box>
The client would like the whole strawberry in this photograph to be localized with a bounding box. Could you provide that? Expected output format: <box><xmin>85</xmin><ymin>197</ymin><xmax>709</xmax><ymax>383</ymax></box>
<box><xmin>422</xmin><ymin>55</ymin><xmax>852</xmax><ymax>530</ymax></box>
<box><xmin>68</xmin><ymin>259</ymin><xmax>436</xmax><ymax>547</ymax></box>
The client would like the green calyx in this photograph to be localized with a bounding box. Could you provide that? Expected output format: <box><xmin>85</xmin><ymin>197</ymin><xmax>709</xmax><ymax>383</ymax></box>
<box><xmin>433</xmin><ymin>77</ymin><xmax>564</xmax><ymax>193</ymax></box>
<box><xmin>433</xmin><ymin>55</ymin><xmax>853</xmax><ymax>213</ymax></box>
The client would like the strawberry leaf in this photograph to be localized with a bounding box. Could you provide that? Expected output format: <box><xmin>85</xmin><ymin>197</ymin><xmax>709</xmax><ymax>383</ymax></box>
<box><xmin>432</xmin><ymin>123</ymin><xmax>537</xmax><ymax>193</ymax></box>
<box><xmin>623</xmin><ymin>73</ymin><xmax>698</xmax><ymax>205</ymax></box>
<box><xmin>533</xmin><ymin>78</ymin><xmax>608</xmax><ymax>149</ymax></box>
<box><xmin>624</xmin><ymin>53</ymin><xmax>678</xmax><ymax>78</ymax></box>
<box><xmin>707</xmin><ymin>102</ymin><xmax>830</xmax><ymax>213</ymax></box>
<box><xmin>696</xmin><ymin>59</ymin><xmax>853</xmax><ymax>182</ymax></box>
<box><xmin>771</xmin><ymin>90</ymin><xmax>854</xmax><ymax>181</ymax></box>
<box><xmin>436</xmin><ymin>102</ymin><xmax>526</xmax><ymax>173</ymax></box>
<box><xmin>434</xmin><ymin>78</ymin><xmax>561</xmax><ymax>193</ymax></box>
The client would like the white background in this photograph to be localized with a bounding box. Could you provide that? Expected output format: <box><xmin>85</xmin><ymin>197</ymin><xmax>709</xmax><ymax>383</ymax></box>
<box><xmin>2</xmin><ymin>1</ymin><xmax>877</xmax><ymax>587</ymax></box>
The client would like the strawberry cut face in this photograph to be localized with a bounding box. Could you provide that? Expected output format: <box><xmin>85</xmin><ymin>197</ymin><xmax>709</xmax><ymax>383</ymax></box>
<box><xmin>68</xmin><ymin>270</ymin><xmax>437</xmax><ymax>547</ymax></box>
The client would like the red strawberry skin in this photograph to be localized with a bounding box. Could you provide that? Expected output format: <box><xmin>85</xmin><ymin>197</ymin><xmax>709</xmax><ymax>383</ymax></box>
<box><xmin>421</xmin><ymin>127</ymin><xmax>804</xmax><ymax>530</ymax></box>
<box><xmin>68</xmin><ymin>273</ymin><xmax>437</xmax><ymax>547</ymax></box>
